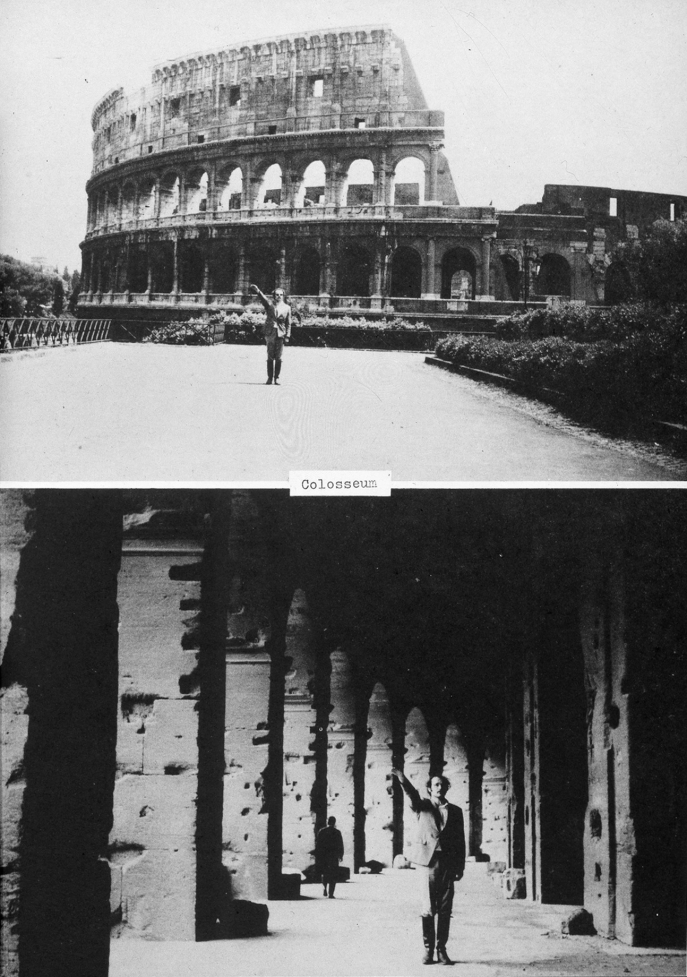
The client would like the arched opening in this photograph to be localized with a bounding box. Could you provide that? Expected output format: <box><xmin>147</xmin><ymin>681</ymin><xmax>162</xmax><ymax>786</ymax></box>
<box><xmin>217</xmin><ymin>166</ymin><xmax>243</xmax><ymax>211</ymax></box>
<box><xmin>248</xmin><ymin>245</ymin><xmax>278</xmax><ymax>293</ymax></box>
<box><xmin>390</xmin><ymin>246</ymin><xmax>422</xmax><ymax>297</ymax></box>
<box><xmin>536</xmin><ymin>253</ymin><xmax>571</xmax><ymax>297</ymax></box>
<box><xmin>159</xmin><ymin>173</ymin><xmax>180</xmax><ymax>218</ymax></box>
<box><xmin>149</xmin><ymin>242</ymin><xmax>174</xmax><ymax>292</ymax></box>
<box><xmin>137</xmin><ymin>179</ymin><xmax>156</xmax><ymax>221</ymax></box>
<box><xmin>293</xmin><ymin>247</ymin><xmax>321</xmax><ymax>295</ymax></box>
<box><xmin>494</xmin><ymin>254</ymin><xmax>520</xmax><ymax>301</ymax></box>
<box><xmin>186</xmin><ymin>170</ymin><xmax>209</xmax><ymax>213</ymax></box>
<box><xmin>296</xmin><ymin>161</ymin><xmax>326</xmax><ymax>208</ymax></box>
<box><xmin>441</xmin><ymin>247</ymin><xmax>477</xmax><ymax>299</ymax></box>
<box><xmin>257</xmin><ymin>163</ymin><xmax>282</xmax><ymax>208</ymax></box>
<box><xmin>403</xmin><ymin>707</ymin><xmax>430</xmax><ymax>862</ymax></box>
<box><xmin>604</xmin><ymin>262</ymin><xmax>633</xmax><ymax>305</ymax></box>
<box><xmin>392</xmin><ymin>156</ymin><xmax>425</xmax><ymax>206</ymax></box>
<box><xmin>106</xmin><ymin>192</ymin><xmax>118</xmax><ymax>227</ymax></box>
<box><xmin>365</xmin><ymin>683</ymin><xmax>393</xmax><ymax>867</ymax></box>
<box><xmin>121</xmin><ymin>183</ymin><xmax>137</xmax><ymax>223</ymax></box>
<box><xmin>208</xmin><ymin>246</ymin><xmax>237</xmax><ymax>294</ymax></box>
<box><xmin>443</xmin><ymin>723</ymin><xmax>469</xmax><ymax>818</ymax></box>
<box><xmin>343</xmin><ymin>159</ymin><xmax>374</xmax><ymax>207</ymax></box>
<box><xmin>337</xmin><ymin>243</ymin><xmax>371</xmax><ymax>296</ymax></box>
<box><xmin>127</xmin><ymin>247</ymin><xmax>148</xmax><ymax>293</ymax></box>
<box><xmin>179</xmin><ymin>242</ymin><xmax>204</xmax><ymax>292</ymax></box>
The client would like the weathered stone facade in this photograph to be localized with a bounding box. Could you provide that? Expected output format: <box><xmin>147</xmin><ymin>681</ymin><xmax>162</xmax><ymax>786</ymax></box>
<box><xmin>1</xmin><ymin>490</ymin><xmax>685</xmax><ymax>975</ymax></box>
<box><xmin>78</xmin><ymin>27</ymin><xmax>687</xmax><ymax>320</ymax></box>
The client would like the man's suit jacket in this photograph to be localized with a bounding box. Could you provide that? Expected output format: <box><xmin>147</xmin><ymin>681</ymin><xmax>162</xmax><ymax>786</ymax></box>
<box><xmin>400</xmin><ymin>778</ymin><xmax>466</xmax><ymax>876</ymax></box>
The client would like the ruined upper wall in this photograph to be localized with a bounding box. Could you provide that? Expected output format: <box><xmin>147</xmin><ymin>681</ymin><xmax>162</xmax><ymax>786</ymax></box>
<box><xmin>90</xmin><ymin>26</ymin><xmax>442</xmax><ymax>174</ymax></box>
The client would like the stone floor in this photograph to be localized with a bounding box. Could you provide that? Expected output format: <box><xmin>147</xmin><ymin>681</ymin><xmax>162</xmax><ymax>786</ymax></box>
<box><xmin>2</xmin><ymin>344</ymin><xmax>685</xmax><ymax>482</ymax></box>
<box><xmin>108</xmin><ymin>863</ymin><xmax>685</xmax><ymax>977</ymax></box>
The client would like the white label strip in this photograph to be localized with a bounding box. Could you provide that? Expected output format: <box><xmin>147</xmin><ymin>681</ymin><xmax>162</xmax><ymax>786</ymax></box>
<box><xmin>290</xmin><ymin>471</ymin><xmax>392</xmax><ymax>496</ymax></box>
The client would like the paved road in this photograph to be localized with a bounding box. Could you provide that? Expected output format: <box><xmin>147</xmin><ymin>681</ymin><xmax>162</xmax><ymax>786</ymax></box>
<box><xmin>109</xmin><ymin>863</ymin><xmax>684</xmax><ymax>977</ymax></box>
<box><xmin>1</xmin><ymin>344</ymin><xmax>684</xmax><ymax>482</ymax></box>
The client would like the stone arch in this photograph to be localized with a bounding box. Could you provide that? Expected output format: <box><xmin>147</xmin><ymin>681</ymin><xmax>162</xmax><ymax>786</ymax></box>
<box><xmin>343</xmin><ymin>159</ymin><xmax>374</xmax><ymax>207</ymax></box>
<box><xmin>121</xmin><ymin>182</ymin><xmax>137</xmax><ymax>223</ymax></box>
<box><xmin>441</xmin><ymin>246</ymin><xmax>477</xmax><ymax>299</ymax></box>
<box><xmin>390</xmin><ymin>246</ymin><xmax>422</xmax><ymax>298</ymax></box>
<box><xmin>159</xmin><ymin>171</ymin><xmax>181</xmax><ymax>218</ymax></box>
<box><xmin>248</xmin><ymin>243</ymin><xmax>278</xmax><ymax>293</ymax></box>
<box><xmin>296</xmin><ymin>160</ymin><xmax>327</xmax><ymax>208</ymax></box>
<box><xmin>404</xmin><ymin>706</ymin><xmax>430</xmax><ymax>860</ymax></box>
<box><xmin>328</xmin><ymin>649</ymin><xmax>355</xmax><ymax>871</ymax></box>
<box><xmin>392</xmin><ymin>156</ymin><xmax>425</xmax><ymax>206</ymax></box>
<box><xmin>186</xmin><ymin>168</ymin><xmax>209</xmax><ymax>213</ymax></box>
<box><xmin>337</xmin><ymin>242</ymin><xmax>372</xmax><ymax>296</ymax></box>
<box><xmin>209</xmin><ymin>244</ymin><xmax>237</xmax><ymax>293</ymax></box>
<box><xmin>536</xmin><ymin>253</ymin><xmax>571</xmax><ymax>297</ymax></box>
<box><xmin>217</xmin><ymin>166</ymin><xmax>243</xmax><ymax>210</ymax></box>
<box><xmin>365</xmin><ymin>682</ymin><xmax>393</xmax><ymax>866</ymax></box>
<box><xmin>257</xmin><ymin>162</ymin><xmax>283</xmax><ymax>208</ymax></box>
<box><xmin>137</xmin><ymin>178</ymin><xmax>156</xmax><ymax>220</ymax></box>
<box><xmin>293</xmin><ymin>246</ymin><xmax>321</xmax><ymax>295</ymax></box>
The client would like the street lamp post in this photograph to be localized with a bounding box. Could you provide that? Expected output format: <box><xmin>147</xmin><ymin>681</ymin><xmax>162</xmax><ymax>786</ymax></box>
<box><xmin>522</xmin><ymin>242</ymin><xmax>541</xmax><ymax>311</ymax></box>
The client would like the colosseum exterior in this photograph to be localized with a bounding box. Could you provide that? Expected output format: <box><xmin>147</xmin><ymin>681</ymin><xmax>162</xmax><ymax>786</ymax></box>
<box><xmin>79</xmin><ymin>25</ymin><xmax>686</xmax><ymax>319</ymax></box>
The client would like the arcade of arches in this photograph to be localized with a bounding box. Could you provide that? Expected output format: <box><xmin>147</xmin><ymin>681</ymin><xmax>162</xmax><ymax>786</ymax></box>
<box><xmin>1</xmin><ymin>490</ymin><xmax>685</xmax><ymax>976</ymax></box>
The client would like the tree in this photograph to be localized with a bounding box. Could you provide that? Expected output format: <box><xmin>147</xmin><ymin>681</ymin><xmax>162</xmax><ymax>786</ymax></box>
<box><xmin>1</xmin><ymin>255</ymin><xmax>57</xmax><ymax>316</ymax></box>
<box><xmin>610</xmin><ymin>218</ymin><xmax>687</xmax><ymax>306</ymax></box>
<box><xmin>52</xmin><ymin>278</ymin><xmax>65</xmax><ymax>316</ymax></box>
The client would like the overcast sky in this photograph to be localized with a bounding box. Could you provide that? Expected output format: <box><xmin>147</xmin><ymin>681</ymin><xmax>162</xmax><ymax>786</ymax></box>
<box><xmin>1</xmin><ymin>0</ymin><xmax>685</xmax><ymax>273</ymax></box>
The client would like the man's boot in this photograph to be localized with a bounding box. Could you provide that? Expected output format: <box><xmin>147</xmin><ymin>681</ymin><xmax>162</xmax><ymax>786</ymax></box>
<box><xmin>274</xmin><ymin>360</ymin><xmax>282</xmax><ymax>384</ymax></box>
<box><xmin>436</xmin><ymin>913</ymin><xmax>453</xmax><ymax>965</ymax></box>
<box><xmin>266</xmin><ymin>359</ymin><xmax>274</xmax><ymax>384</ymax></box>
<box><xmin>421</xmin><ymin>915</ymin><xmax>435</xmax><ymax>965</ymax></box>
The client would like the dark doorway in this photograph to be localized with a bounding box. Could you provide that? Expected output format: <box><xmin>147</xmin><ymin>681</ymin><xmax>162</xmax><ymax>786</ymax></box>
<box><xmin>338</xmin><ymin>244</ymin><xmax>371</xmax><ymax>296</ymax></box>
<box><xmin>209</xmin><ymin>247</ymin><xmax>237</xmax><ymax>294</ymax></box>
<box><xmin>536</xmin><ymin>254</ymin><xmax>571</xmax><ymax>297</ymax></box>
<box><xmin>390</xmin><ymin>247</ymin><xmax>422</xmax><ymax>298</ymax></box>
<box><xmin>604</xmin><ymin>262</ymin><xmax>633</xmax><ymax>305</ymax></box>
<box><xmin>127</xmin><ymin>248</ymin><xmax>149</xmax><ymax>293</ymax></box>
<box><xmin>150</xmin><ymin>243</ymin><xmax>174</xmax><ymax>293</ymax></box>
<box><xmin>248</xmin><ymin>246</ymin><xmax>278</xmax><ymax>294</ymax></box>
<box><xmin>293</xmin><ymin>247</ymin><xmax>321</xmax><ymax>295</ymax></box>
<box><xmin>180</xmin><ymin>243</ymin><xmax>204</xmax><ymax>293</ymax></box>
<box><xmin>497</xmin><ymin>254</ymin><xmax>520</xmax><ymax>300</ymax></box>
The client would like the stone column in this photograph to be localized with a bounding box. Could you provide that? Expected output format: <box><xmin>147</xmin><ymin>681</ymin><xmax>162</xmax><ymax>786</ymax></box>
<box><xmin>237</xmin><ymin>243</ymin><xmax>247</xmax><ymax>296</ymax></box>
<box><xmin>278</xmin><ymin>245</ymin><xmax>288</xmax><ymax>292</ymax></box>
<box><xmin>371</xmin><ymin>235</ymin><xmax>384</xmax><ymax>309</ymax></box>
<box><xmin>364</xmin><ymin>683</ymin><xmax>394</xmax><ymax>867</ymax></box>
<box><xmin>282</xmin><ymin>591</ymin><xmax>318</xmax><ymax>878</ymax></box>
<box><xmin>522</xmin><ymin>651</ymin><xmax>541</xmax><ymax>900</ymax></box>
<box><xmin>318</xmin><ymin>239</ymin><xmax>330</xmax><ymax>302</ymax></box>
<box><xmin>466</xmin><ymin>733</ymin><xmax>486</xmax><ymax>859</ymax></box>
<box><xmin>2</xmin><ymin>491</ymin><xmax>122</xmax><ymax>977</ymax></box>
<box><xmin>443</xmin><ymin>723</ymin><xmax>470</xmax><ymax>819</ymax></box>
<box><xmin>422</xmin><ymin>237</ymin><xmax>437</xmax><ymax>299</ymax></box>
<box><xmin>427</xmin><ymin>142</ymin><xmax>442</xmax><ymax>202</ymax></box>
<box><xmin>154</xmin><ymin>178</ymin><xmax>162</xmax><ymax>219</ymax></box>
<box><xmin>479</xmin><ymin>237</ymin><xmax>492</xmax><ymax>297</ymax></box>
<box><xmin>202</xmin><ymin>253</ymin><xmax>211</xmax><ymax>302</ymax></box>
<box><xmin>327</xmin><ymin>650</ymin><xmax>356</xmax><ymax>873</ymax></box>
<box><xmin>172</xmin><ymin>238</ymin><xmax>180</xmax><ymax>297</ymax></box>
<box><xmin>482</xmin><ymin>735</ymin><xmax>508</xmax><ymax>863</ymax></box>
<box><xmin>374</xmin><ymin>148</ymin><xmax>387</xmax><ymax>206</ymax></box>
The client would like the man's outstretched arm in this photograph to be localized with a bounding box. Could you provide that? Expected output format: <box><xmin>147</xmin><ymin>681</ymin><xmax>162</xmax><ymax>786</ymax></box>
<box><xmin>248</xmin><ymin>283</ymin><xmax>271</xmax><ymax>312</ymax></box>
<box><xmin>392</xmin><ymin>767</ymin><xmax>422</xmax><ymax>812</ymax></box>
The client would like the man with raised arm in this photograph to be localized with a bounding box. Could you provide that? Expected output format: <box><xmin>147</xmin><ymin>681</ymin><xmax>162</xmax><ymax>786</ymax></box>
<box><xmin>248</xmin><ymin>283</ymin><xmax>292</xmax><ymax>385</ymax></box>
<box><xmin>392</xmin><ymin>767</ymin><xmax>466</xmax><ymax>965</ymax></box>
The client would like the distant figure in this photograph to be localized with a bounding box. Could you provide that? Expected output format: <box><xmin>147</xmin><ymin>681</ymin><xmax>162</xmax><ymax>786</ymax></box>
<box><xmin>248</xmin><ymin>284</ymin><xmax>292</xmax><ymax>385</ymax></box>
<box><xmin>316</xmin><ymin>816</ymin><xmax>344</xmax><ymax>898</ymax></box>
<box><xmin>392</xmin><ymin>767</ymin><xmax>465</xmax><ymax>965</ymax></box>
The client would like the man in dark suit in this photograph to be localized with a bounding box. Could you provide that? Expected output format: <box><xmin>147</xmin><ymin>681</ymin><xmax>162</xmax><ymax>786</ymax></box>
<box><xmin>316</xmin><ymin>816</ymin><xmax>345</xmax><ymax>898</ymax></box>
<box><xmin>392</xmin><ymin>767</ymin><xmax>466</xmax><ymax>965</ymax></box>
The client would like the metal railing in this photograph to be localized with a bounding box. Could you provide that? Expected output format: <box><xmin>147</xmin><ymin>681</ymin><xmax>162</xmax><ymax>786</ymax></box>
<box><xmin>1</xmin><ymin>318</ymin><xmax>113</xmax><ymax>351</ymax></box>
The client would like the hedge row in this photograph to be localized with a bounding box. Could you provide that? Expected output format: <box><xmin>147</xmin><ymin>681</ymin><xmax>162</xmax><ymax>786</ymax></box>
<box><xmin>143</xmin><ymin>309</ymin><xmax>436</xmax><ymax>350</ymax></box>
<box><xmin>436</xmin><ymin>308</ymin><xmax>687</xmax><ymax>422</ymax></box>
<box><xmin>495</xmin><ymin>302</ymin><xmax>684</xmax><ymax>342</ymax></box>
